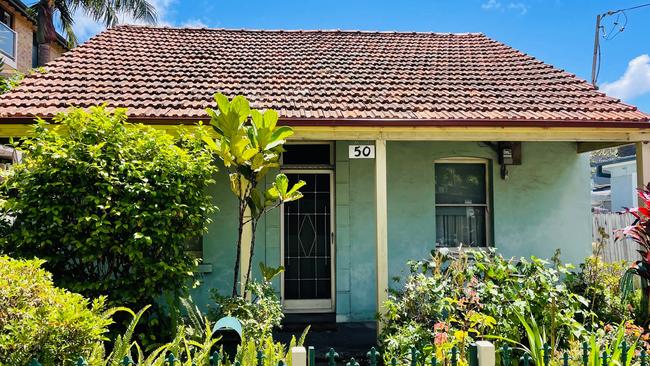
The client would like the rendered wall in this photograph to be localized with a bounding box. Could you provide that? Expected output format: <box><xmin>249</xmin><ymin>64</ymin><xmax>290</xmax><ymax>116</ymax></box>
<box><xmin>193</xmin><ymin>141</ymin><xmax>593</xmax><ymax>322</ymax></box>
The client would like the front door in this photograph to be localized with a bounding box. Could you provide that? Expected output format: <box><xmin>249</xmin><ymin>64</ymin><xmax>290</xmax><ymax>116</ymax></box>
<box><xmin>281</xmin><ymin>171</ymin><xmax>334</xmax><ymax>312</ymax></box>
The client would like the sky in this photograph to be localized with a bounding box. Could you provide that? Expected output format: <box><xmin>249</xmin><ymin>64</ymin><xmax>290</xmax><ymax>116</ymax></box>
<box><xmin>52</xmin><ymin>0</ymin><xmax>650</xmax><ymax>112</ymax></box>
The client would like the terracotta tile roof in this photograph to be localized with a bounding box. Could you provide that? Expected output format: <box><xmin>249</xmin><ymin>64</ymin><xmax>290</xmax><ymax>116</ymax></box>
<box><xmin>0</xmin><ymin>25</ymin><xmax>647</xmax><ymax>126</ymax></box>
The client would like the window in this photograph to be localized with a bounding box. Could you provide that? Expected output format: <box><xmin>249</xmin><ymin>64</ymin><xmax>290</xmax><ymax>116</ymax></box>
<box><xmin>0</xmin><ymin>8</ymin><xmax>11</xmax><ymax>27</ymax></box>
<box><xmin>434</xmin><ymin>158</ymin><xmax>490</xmax><ymax>248</ymax></box>
<box><xmin>0</xmin><ymin>7</ymin><xmax>15</xmax><ymax>62</ymax></box>
<box><xmin>281</xmin><ymin>143</ymin><xmax>333</xmax><ymax>166</ymax></box>
<box><xmin>185</xmin><ymin>236</ymin><xmax>203</xmax><ymax>259</ymax></box>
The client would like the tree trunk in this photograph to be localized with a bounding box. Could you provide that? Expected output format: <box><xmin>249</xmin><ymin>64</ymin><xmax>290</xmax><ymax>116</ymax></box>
<box><xmin>243</xmin><ymin>220</ymin><xmax>258</xmax><ymax>296</ymax></box>
<box><xmin>231</xmin><ymin>200</ymin><xmax>246</xmax><ymax>297</ymax></box>
<box><xmin>37</xmin><ymin>42</ymin><xmax>52</xmax><ymax>66</ymax></box>
<box><xmin>35</xmin><ymin>1</ymin><xmax>57</xmax><ymax>67</ymax></box>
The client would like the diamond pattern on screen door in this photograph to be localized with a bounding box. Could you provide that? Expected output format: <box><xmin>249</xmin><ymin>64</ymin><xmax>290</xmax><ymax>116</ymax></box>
<box><xmin>283</xmin><ymin>173</ymin><xmax>332</xmax><ymax>300</ymax></box>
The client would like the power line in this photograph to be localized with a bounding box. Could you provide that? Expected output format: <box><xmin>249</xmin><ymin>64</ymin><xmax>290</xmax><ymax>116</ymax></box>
<box><xmin>591</xmin><ymin>2</ymin><xmax>650</xmax><ymax>87</ymax></box>
<box><xmin>613</xmin><ymin>3</ymin><xmax>650</xmax><ymax>13</ymax></box>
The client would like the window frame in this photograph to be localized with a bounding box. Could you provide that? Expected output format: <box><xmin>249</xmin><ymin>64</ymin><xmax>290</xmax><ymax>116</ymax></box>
<box><xmin>433</xmin><ymin>157</ymin><xmax>491</xmax><ymax>248</ymax></box>
<box><xmin>280</xmin><ymin>141</ymin><xmax>334</xmax><ymax>169</ymax></box>
<box><xmin>0</xmin><ymin>7</ymin><xmax>12</xmax><ymax>28</ymax></box>
<box><xmin>0</xmin><ymin>7</ymin><xmax>16</xmax><ymax>67</ymax></box>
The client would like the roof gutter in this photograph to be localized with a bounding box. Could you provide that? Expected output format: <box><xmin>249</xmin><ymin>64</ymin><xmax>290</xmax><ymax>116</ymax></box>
<box><xmin>0</xmin><ymin>116</ymin><xmax>649</xmax><ymax>128</ymax></box>
<box><xmin>276</xmin><ymin>117</ymin><xmax>650</xmax><ymax>128</ymax></box>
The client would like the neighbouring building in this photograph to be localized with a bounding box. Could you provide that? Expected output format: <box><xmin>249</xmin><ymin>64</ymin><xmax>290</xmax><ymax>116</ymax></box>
<box><xmin>592</xmin><ymin>145</ymin><xmax>637</xmax><ymax>213</ymax></box>
<box><xmin>0</xmin><ymin>0</ymin><xmax>67</xmax><ymax>73</ymax></box>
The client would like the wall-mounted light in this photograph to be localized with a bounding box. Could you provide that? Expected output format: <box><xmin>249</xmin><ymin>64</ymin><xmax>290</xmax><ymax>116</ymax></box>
<box><xmin>497</xmin><ymin>142</ymin><xmax>521</xmax><ymax>180</ymax></box>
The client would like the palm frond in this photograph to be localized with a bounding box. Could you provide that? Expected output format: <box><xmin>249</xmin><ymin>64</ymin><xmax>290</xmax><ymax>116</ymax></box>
<box><xmin>71</xmin><ymin>0</ymin><xmax>157</xmax><ymax>27</ymax></box>
<box><xmin>54</xmin><ymin>0</ymin><xmax>78</xmax><ymax>46</ymax></box>
<box><xmin>115</xmin><ymin>0</ymin><xmax>158</xmax><ymax>24</ymax></box>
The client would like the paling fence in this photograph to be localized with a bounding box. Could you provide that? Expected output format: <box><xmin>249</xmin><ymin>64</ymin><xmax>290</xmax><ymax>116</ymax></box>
<box><xmin>24</xmin><ymin>342</ymin><xmax>650</xmax><ymax>366</ymax></box>
<box><xmin>592</xmin><ymin>213</ymin><xmax>639</xmax><ymax>263</ymax></box>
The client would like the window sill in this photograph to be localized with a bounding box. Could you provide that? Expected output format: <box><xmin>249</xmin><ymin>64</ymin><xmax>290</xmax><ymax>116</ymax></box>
<box><xmin>1</xmin><ymin>53</ymin><xmax>16</xmax><ymax>70</ymax></box>
<box><xmin>434</xmin><ymin>246</ymin><xmax>494</xmax><ymax>257</ymax></box>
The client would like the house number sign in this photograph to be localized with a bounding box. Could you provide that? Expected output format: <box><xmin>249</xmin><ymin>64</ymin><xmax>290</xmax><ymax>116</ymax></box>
<box><xmin>349</xmin><ymin>145</ymin><xmax>375</xmax><ymax>159</ymax></box>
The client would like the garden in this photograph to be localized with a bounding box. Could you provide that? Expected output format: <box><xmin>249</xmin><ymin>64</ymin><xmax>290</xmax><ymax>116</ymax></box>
<box><xmin>2</xmin><ymin>94</ymin><xmax>650</xmax><ymax>366</ymax></box>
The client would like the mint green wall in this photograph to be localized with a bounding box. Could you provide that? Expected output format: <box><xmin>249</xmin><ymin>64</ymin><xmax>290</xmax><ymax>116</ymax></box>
<box><xmin>386</xmin><ymin>141</ymin><xmax>592</xmax><ymax>285</ymax></box>
<box><xmin>192</xmin><ymin>141</ymin><xmax>592</xmax><ymax>322</ymax></box>
<box><xmin>190</xmin><ymin>165</ymin><xmax>238</xmax><ymax>308</ymax></box>
<box><xmin>190</xmin><ymin>166</ymin><xmax>278</xmax><ymax>310</ymax></box>
<box><xmin>335</xmin><ymin>141</ymin><xmax>377</xmax><ymax>322</ymax></box>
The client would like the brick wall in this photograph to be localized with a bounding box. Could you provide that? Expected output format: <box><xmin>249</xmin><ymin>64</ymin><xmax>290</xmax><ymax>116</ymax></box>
<box><xmin>13</xmin><ymin>11</ymin><xmax>32</xmax><ymax>72</ymax></box>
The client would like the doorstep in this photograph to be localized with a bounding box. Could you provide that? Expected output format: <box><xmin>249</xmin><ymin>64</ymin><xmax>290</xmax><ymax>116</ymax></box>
<box><xmin>274</xmin><ymin>318</ymin><xmax>377</xmax><ymax>365</ymax></box>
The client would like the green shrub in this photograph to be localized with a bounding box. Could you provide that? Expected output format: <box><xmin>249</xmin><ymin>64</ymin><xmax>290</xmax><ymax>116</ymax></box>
<box><xmin>566</xmin><ymin>254</ymin><xmax>634</xmax><ymax>326</ymax></box>
<box><xmin>0</xmin><ymin>255</ymin><xmax>111</xmax><ymax>365</ymax></box>
<box><xmin>380</xmin><ymin>249</ymin><xmax>588</xmax><ymax>364</ymax></box>
<box><xmin>0</xmin><ymin>106</ymin><xmax>217</xmax><ymax>342</ymax></box>
<box><xmin>208</xmin><ymin>264</ymin><xmax>284</xmax><ymax>342</ymax></box>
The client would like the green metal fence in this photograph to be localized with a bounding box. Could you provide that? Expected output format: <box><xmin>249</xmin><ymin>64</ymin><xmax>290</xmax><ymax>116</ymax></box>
<box><xmin>24</xmin><ymin>342</ymin><xmax>650</xmax><ymax>366</ymax></box>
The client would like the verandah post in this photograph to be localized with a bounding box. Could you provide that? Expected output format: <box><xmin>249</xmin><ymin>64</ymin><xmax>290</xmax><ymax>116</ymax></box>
<box><xmin>375</xmin><ymin>139</ymin><xmax>388</xmax><ymax>333</ymax></box>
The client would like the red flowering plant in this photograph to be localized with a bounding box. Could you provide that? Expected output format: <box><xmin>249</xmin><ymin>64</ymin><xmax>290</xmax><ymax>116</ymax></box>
<box><xmin>619</xmin><ymin>183</ymin><xmax>650</xmax><ymax>324</ymax></box>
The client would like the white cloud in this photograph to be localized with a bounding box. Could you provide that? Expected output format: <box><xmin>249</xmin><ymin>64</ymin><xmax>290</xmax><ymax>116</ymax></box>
<box><xmin>481</xmin><ymin>0</ymin><xmax>502</xmax><ymax>10</ymax></box>
<box><xmin>508</xmin><ymin>2</ymin><xmax>528</xmax><ymax>15</ymax></box>
<box><xmin>482</xmin><ymin>0</ymin><xmax>528</xmax><ymax>15</ymax></box>
<box><xmin>601</xmin><ymin>54</ymin><xmax>650</xmax><ymax>101</ymax></box>
<box><xmin>71</xmin><ymin>0</ymin><xmax>177</xmax><ymax>42</ymax></box>
<box><xmin>180</xmin><ymin>18</ymin><xmax>208</xmax><ymax>29</ymax></box>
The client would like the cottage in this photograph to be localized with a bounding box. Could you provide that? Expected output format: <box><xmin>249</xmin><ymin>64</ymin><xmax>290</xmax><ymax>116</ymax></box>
<box><xmin>0</xmin><ymin>26</ymin><xmax>648</xmax><ymax>326</ymax></box>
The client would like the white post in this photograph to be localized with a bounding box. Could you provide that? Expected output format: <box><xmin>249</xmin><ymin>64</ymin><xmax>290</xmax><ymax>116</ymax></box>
<box><xmin>476</xmin><ymin>341</ymin><xmax>496</xmax><ymax>366</ymax></box>
<box><xmin>637</xmin><ymin>142</ymin><xmax>650</xmax><ymax>205</ymax></box>
<box><xmin>291</xmin><ymin>347</ymin><xmax>307</xmax><ymax>366</ymax></box>
<box><xmin>375</xmin><ymin>140</ymin><xmax>388</xmax><ymax>328</ymax></box>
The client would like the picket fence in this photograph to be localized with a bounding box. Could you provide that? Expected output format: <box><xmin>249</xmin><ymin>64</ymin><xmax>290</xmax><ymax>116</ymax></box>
<box><xmin>592</xmin><ymin>213</ymin><xmax>639</xmax><ymax>263</ymax></box>
<box><xmin>24</xmin><ymin>342</ymin><xmax>650</xmax><ymax>366</ymax></box>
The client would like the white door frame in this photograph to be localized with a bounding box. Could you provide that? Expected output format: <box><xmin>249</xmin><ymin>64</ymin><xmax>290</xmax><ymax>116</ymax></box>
<box><xmin>280</xmin><ymin>169</ymin><xmax>336</xmax><ymax>313</ymax></box>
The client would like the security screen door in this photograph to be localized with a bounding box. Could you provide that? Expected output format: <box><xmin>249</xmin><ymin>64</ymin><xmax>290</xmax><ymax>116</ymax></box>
<box><xmin>281</xmin><ymin>171</ymin><xmax>334</xmax><ymax>312</ymax></box>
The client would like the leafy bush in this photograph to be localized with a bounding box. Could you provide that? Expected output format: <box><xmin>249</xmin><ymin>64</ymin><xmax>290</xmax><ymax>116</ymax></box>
<box><xmin>619</xmin><ymin>183</ymin><xmax>650</xmax><ymax>325</ymax></box>
<box><xmin>566</xmin><ymin>254</ymin><xmax>633</xmax><ymax>326</ymax></box>
<box><xmin>380</xmin><ymin>249</ymin><xmax>588</xmax><ymax>364</ymax></box>
<box><xmin>0</xmin><ymin>255</ymin><xmax>112</xmax><ymax>365</ymax></box>
<box><xmin>208</xmin><ymin>263</ymin><xmax>284</xmax><ymax>341</ymax></box>
<box><xmin>0</xmin><ymin>106</ymin><xmax>217</xmax><ymax>342</ymax></box>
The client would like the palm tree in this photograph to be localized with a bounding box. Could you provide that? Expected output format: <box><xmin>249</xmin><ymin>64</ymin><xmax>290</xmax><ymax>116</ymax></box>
<box><xmin>33</xmin><ymin>0</ymin><xmax>158</xmax><ymax>66</ymax></box>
